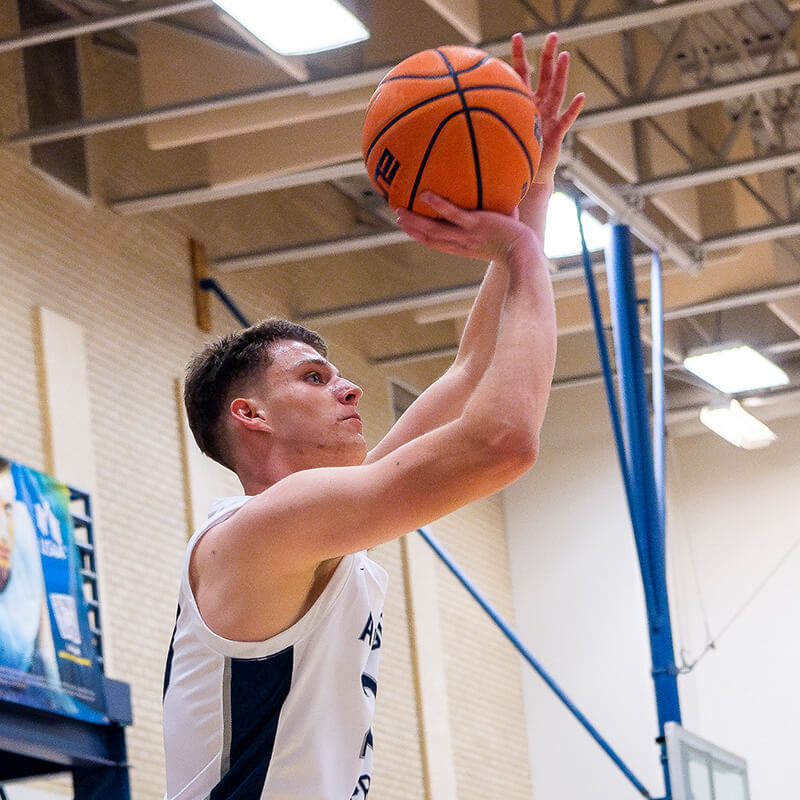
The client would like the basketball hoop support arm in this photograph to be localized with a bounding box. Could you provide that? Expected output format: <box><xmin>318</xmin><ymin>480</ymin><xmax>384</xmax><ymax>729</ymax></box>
<box><xmin>580</xmin><ymin>213</ymin><xmax>682</xmax><ymax>799</ymax></box>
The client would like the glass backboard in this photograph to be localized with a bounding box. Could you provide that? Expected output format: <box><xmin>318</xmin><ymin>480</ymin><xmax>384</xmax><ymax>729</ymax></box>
<box><xmin>665</xmin><ymin>722</ymin><xmax>750</xmax><ymax>800</ymax></box>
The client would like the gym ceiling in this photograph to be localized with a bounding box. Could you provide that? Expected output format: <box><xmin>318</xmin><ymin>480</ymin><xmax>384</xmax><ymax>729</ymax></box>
<box><xmin>3</xmin><ymin>0</ymin><xmax>800</xmax><ymax>426</ymax></box>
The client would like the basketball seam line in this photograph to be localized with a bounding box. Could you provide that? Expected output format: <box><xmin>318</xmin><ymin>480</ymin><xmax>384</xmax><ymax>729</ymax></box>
<box><xmin>378</xmin><ymin>54</ymin><xmax>490</xmax><ymax>83</ymax></box>
<box><xmin>403</xmin><ymin>107</ymin><xmax>534</xmax><ymax>214</ymax></box>
<box><xmin>407</xmin><ymin>108</ymin><xmax>470</xmax><ymax>213</ymax></box>
<box><xmin>364</xmin><ymin>84</ymin><xmax>534</xmax><ymax>163</ymax></box>
<box><xmin>432</xmin><ymin>48</ymin><xmax>482</xmax><ymax>211</ymax></box>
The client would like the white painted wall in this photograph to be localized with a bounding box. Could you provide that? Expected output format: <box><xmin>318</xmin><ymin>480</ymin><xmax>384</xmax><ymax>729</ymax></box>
<box><xmin>3</xmin><ymin>786</ymin><xmax>65</xmax><ymax>799</ymax></box>
<box><xmin>503</xmin><ymin>381</ymin><xmax>800</xmax><ymax>800</ymax></box>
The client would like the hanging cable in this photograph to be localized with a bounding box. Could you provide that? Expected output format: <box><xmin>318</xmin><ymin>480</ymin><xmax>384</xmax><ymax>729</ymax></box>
<box><xmin>665</xmin><ymin>438</ymin><xmax>713</xmax><ymax>668</ymax></box>
<box><xmin>681</xmin><ymin>533</ymin><xmax>800</xmax><ymax>672</ymax></box>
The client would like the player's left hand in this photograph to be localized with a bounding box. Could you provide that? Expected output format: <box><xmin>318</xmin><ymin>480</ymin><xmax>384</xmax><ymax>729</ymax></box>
<box><xmin>395</xmin><ymin>191</ymin><xmax>541</xmax><ymax>267</ymax></box>
<box><xmin>512</xmin><ymin>32</ymin><xmax>585</xmax><ymax>186</ymax></box>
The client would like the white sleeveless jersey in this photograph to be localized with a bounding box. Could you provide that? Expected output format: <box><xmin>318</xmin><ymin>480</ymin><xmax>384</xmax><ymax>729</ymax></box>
<box><xmin>162</xmin><ymin>496</ymin><xmax>388</xmax><ymax>800</ymax></box>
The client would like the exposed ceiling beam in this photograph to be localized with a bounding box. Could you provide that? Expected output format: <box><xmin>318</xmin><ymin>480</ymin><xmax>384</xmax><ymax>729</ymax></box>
<box><xmin>627</xmin><ymin>147</ymin><xmax>800</xmax><ymax>197</ymax></box>
<box><xmin>560</xmin><ymin>148</ymin><xmax>703</xmax><ymax>273</ymax></box>
<box><xmin>211</xmin><ymin>186</ymin><xmax>800</xmax><ymax>288</ymax></box>
<box><xmin>0</xmin><ymin>0</ymin><xmax>213</xmax><ymax>53</ymax></box>
<box><xmin>571</xmin><ymin>64</ymin><xmax>800</xmax><ymax>132</ymax></box>
<box><xmin>485</xmin><ymin>0</ymin><xmax>749</xmax><ymax>53</ymax></box>
<box><xmin>5</xmin><ymin>0</ymin><xmax>754</xmax><ymax>147</ymax></box>
<box><xmin>7</xmin><ymin>0</ymin><xmax>740</xmax><ymax>57</ymax></box>
<box><xmin>371</xmin><ymin>346</ymin><xmax>459</xmax><ymax>368</ymax></box>
<box><xmin>420</xmin><ymin>0</ymin><xmax>482</xmax><ymax>43</ymax></box>
<box><xmin>214</xmin><ymin>231</ymin><xmax>410</xmax><ymax>272</ymax></box>
<box><xmin>298</xmin><ymin>284</ymin><xmax>484</xmax><ymax>327</ymax></box>
<box><xmin>661</xmin><ymin>281</ymin><xmax>800</xmax><ymax>322</ymax></box>
<box><xmin>112</xmin><ymin>138</ymin><xmax>800</xmax><ymax>217</ymax></box>
<box><xmin>110</xmin><ymin>161</ymin><xmax>365</xmax><ymax>214</ymax></box>
<box><xmin>702</xmin><ymin>219</ymin><xmax>800</xmax><ymax>252</ymax></box>
<box><xmin>298</xmin><ymin>265</ymin><xmax>800</xmax><ymax>332</ymax></box>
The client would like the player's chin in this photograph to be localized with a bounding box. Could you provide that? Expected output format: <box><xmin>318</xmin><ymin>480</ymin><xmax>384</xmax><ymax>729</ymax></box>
<box><xmin>348</xmin><ymin>438</ymin><xmax>368</xmax><ymax>466</ymax></box>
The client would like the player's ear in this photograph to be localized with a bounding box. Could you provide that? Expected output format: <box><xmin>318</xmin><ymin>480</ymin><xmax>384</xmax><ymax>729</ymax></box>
<box><xmin>230</xmin><ymin>398</ymin><xmax>272</xmax><ymax>433</ymax></box>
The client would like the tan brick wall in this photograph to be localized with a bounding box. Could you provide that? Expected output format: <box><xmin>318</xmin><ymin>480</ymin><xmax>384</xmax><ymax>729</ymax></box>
<box><xmin>429</xmin><ymin>496</ymin><xmax>534</xmax><ymax>799</ymax></box>
<box><xmin>0</xmin><ymin>139</ymin><xmax>530</xmax><ymax>799</ymax></box>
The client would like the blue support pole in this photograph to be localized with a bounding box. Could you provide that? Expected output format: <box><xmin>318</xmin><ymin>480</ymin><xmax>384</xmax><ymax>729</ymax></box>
<box><xmin>604</xmin><ymin>225</ymin><xmax>681</xmax><ymax>798</ymax></box>
<box><xmin>650</xmin><ymin>252</ymin><xmax>666</xmax><ymax>538</ymax></box>
<box><xmin>417</xmin><ymin>527</ymin><xmax>653</xmax><ymax>799</ymax></box>
<box><xmin>575</xmin><ymin>198</ymin><xmax>635</xmax><ymax>511</ymax></box>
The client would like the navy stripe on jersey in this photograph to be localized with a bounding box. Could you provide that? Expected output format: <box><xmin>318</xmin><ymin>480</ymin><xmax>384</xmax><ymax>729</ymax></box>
<box><xmin>210</xmin><ymin>646</ymin><xmax>294</xmax><ymax>800</ymax></box>
<box><xmin>162</xmin><ymin>604</ymin><xmax>181</xmax><ymax>701</ymax></box>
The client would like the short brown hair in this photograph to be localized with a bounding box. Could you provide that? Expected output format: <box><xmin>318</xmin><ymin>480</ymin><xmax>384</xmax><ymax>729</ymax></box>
<box><xmin>183</xmin><ymin>318</ymin><xmax>327</xmax><ymax>469</ymax></box>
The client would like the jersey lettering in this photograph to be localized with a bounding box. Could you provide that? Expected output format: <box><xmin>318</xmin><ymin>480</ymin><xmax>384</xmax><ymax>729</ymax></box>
<box><xmin>358</xmin><ymin>612</ymin><xmax>383</xmax><ymax>650</ymax></box>
<box><xmin>359</xmin><ymin>728</ymin><xmax>374</xmax><ymax>758</ymax></box>
<box><xmin>350</xmin><ymin>775</ymin><xmax>371</xmax><ymax>799</ymax></box>
<box><xmin>358</xmin><ymin>613</ymin><xmax>374</xmax><ymax>643</ymax></box>
<box><xmin>361</xmin><ymin>673</ymin><xmax>377</xmax><ymax>698</ymax></box>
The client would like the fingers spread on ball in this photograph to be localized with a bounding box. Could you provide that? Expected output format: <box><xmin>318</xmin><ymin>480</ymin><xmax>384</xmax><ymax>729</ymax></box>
<box><xmin>418</xmin><ymin>192</ymin><xmax>476</xmax><ymax>228</ymax></box>
<box><xmin>511</xmin><ymin>33</ymin><xmax>531</xmax><ymax>87</ymax></box>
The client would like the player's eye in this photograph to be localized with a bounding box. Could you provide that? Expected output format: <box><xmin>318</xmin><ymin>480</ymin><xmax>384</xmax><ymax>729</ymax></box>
<box><xmin>306</xmin><ymin>372</ymin><xmax>323</xmax><ymax>384</ymax></box>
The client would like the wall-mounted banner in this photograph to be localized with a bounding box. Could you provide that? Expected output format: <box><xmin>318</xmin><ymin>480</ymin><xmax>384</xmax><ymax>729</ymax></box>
<box><xmin>0</xmin><ymin>457</ymin><xmax>107</xmax><ymax>724</ymax></box>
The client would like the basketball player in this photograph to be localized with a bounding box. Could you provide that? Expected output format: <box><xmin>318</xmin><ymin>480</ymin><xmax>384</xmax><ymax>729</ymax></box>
<box><xmin>163</xmin><ymin>33</ymin><xmax>584</xmax><ymax>800</ymax></box>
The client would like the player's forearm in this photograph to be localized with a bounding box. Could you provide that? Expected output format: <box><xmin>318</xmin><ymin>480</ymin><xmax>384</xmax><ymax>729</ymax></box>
<box><xmin>366</xmin><ymin>258</ymin><xmax>508</xmax><ymax>463</ymax></box>
<box><xmin>517</xmin><ymin>180</ymin><xmax>554</xmax><ymax>244</ymax></box>
<box><xmin>452</xmin><ymin>257</ymin><xmax>508</xmax><ymax>377</ymax></box>
<box><xmin>461</xmin><ymin>229</ymin><xmax>556</xmax><ymax>454</ymax></box>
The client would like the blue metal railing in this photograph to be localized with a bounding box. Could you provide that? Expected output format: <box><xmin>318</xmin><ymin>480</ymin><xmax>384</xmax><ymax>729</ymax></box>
<box><xmin>70</xmin><ymin>486</ymin><xmax>104</xmax><ymax>670</ymax></box>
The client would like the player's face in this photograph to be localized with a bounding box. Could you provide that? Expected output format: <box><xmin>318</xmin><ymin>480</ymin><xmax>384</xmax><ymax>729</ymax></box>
<box><xmin>258</xmin><ymin>340</ymin><xmax>367</xmax><ymax>467</ymax></box>
<box><xmin>0</xmin><ymin>471</ymin><xmax>16</xmax><ymax>592</ymax></box>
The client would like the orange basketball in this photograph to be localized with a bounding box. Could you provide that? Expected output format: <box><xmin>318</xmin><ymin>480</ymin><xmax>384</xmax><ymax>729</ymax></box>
<box><xmin>362</xmin><ymin>45</ymin><xmax>542</xmax><ymax>218</ymax></box>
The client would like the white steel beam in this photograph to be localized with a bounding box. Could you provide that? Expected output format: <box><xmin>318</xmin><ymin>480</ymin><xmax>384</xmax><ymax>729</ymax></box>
<box><xmin>371</xmin><ymin>346</ymin><xmax>460</xmax><ymax>368</ymax></box>
<box><xmin>629</xmin><ymin>148</ymin><xmax>800</xmax><ymax>196</ymax></box>
<box><xmin>571</xmin><ymin>65</ymin><xmax>800</xmax><ymax>132</ymax></box>
<box><xmin>702</xmin><ymin>220</ymin><xmax>800</xmax><ymax>252</ymax></box>
<box><xmin>111</xmin><ymin>161</ymin><xmax>365</xmax><ymax>214</ymax></box>
<box><xmin>298</xmin><ymin>284</ymin><xmax>483</xmax><ymax>327</ymax></box>
<box><xmin>560</xmin><ymin>149</ymin><xmax>703</xmax><ymax>273</ymax></box>
<box><xmin>6</xmin><ymin>0</ymin><xmax>754</xmax><ymax>146</ymax></box>
<box><xmin>661</xmin><ymin>281</ymin><xmax>800</xmax><ymax>321</ymax></box>
<box><xmin>0</xmin><ymin>0</ymin><xmax>212</xmax><ymax>53</ymax></box>
<box><xmin>214</xmin><ymin>230</ymin><xmax>410</xmax><ymax>272</ymax></box>
<box><xmin>485</xmin><ymin>0</ymin><xmax>748</xmax><ymax>55</ymax></box>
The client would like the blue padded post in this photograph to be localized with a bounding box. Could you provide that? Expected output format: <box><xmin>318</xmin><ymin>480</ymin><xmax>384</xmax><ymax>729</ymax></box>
<box><xmin>604</xmin><ymin>225</ymin><xmax>681</xmax><ymax>798</ymax></box>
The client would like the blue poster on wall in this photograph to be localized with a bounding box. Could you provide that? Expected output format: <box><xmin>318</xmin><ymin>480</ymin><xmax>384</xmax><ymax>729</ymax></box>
<box><xmin>0</xmin><ymin>457</ymin><xmax>108</xmax><ymax>724</ymax></box>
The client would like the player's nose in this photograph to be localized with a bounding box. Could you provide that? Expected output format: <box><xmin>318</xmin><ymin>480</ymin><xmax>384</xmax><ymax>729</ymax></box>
<box><xmin>336</xmin><ymin>378</ymin><xmax>363</xmax><ymax>405</ymax></box>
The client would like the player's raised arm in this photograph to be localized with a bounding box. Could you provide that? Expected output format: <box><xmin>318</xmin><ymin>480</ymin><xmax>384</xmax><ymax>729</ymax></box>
<box><xmin>195</xmin><ymin>202</ymin><xmax>551</xmax><ymax>612</ymax></box>
<box><xmin>516</xmin><ymin>32</ymin><xmax>585</xmax><ymax>239</ymax></box>
<box><xmin>366</xmin><ymin>34</ymin><xmax>582</xmax><ymax>464</ymax></box>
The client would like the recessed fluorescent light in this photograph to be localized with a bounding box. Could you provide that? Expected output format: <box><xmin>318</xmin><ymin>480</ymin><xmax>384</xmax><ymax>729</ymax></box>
<box><xmin>699</xmin><ymin>399</ymin><xmax>777</xmax><ymax>449</ymax></box>
<box><xmin>213</xmin><ymin>0</ymin><xmax>369</xmax><ymax>56</ymax></box>
<box><xmin>683</xmin><ymin>343</ymin><xmax>789</xmax><ymax>394</ymax></box>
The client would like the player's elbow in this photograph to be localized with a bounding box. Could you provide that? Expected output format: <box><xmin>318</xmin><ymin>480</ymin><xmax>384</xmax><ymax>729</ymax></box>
<box><xmin>481</xmin><ymin>423</ymin><xmax>539</xmax><ymax>480</ymax></box>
